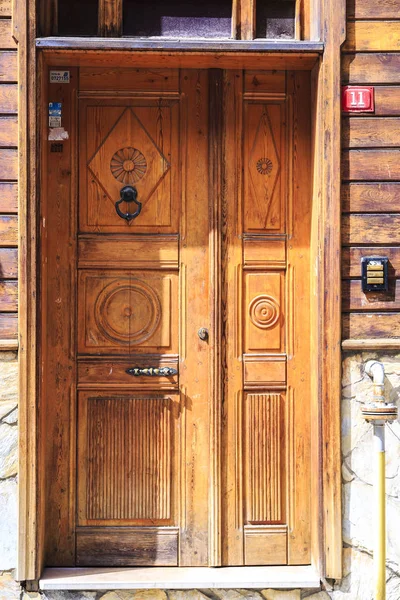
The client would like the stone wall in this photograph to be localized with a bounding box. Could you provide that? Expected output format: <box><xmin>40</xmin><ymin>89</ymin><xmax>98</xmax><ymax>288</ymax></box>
<box><xmin>0</xmin><ymin>351</ymin><xmax>399</xmax><ymax>598</ymax></box>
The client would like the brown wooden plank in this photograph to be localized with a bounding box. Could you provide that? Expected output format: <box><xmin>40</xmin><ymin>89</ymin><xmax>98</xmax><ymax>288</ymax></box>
<box><xmin>0</xmin><ymin>247</ymin><xmax>17</xmax><ymax>278</ymax></box>
<box><xmin>342</xmin><ymin>183</ymin><xmax>400</xmax><ymax>213</ymax></box>
<box><xmin>342</xmin><ymin>280</ymin><xmax>400</xmax><ymax>311</ymax></box>
<box><xmin>342</xmin><ymin>54</ymin><xmax>400</xmax><ymax>85</ymax></box>
<box><xmin>79</xmin><ymin>68</ymin><xmax>179</xmax><ymax>92</ymax></box>
<box><xmin>0</xmin><ymin>2</ymin><xmax>12</xmax><ymax>17</ymax></box>
<box><xmin>342</xmin><ymin>312</ymin><xmax>400</xmax><ymax>339</ymax></box>
<box><xmin>0</xmin><ymin>116</ymin><xmax>17</xmax><ymax>146</ymax></box>
<box><xmin>0</xmin><ymin>182</ymin><xmax>17</xmax><ymax>212</ymax></box>
<box><xmin>347</xmin><ymin>0</ymin><xmax>400</xmax><ymax>19</ymax></box>
<box><xmin>240</xmin><ymin>0</ymin><xmax>255</xmax><ymax>40</ymax></box>
<box><xmin>0</xmin><ymin>84</ymin><xmax>18</xmax><ymax>113</ymax></box>
<box><xmin>0</xmin><ymin>311</ymin><xmax>17</xmax><ymax>338</ymax></box>
<box><xmin>0</xmin><ymin>148</ymin><xmax>17</xmax><ymax>179</ymax></box>
<box><xmin>344</xmin><ymin>22</ymin><xmax>400</xmax><ymax>52</ymax></box>
<box><xmin>0</xmin><ymin>215</ymin><xmax>17</xmax><ymax>245</ymax></box>
<box><xmin>0</xmin><ymin>279</ymin><xmax>17</xmax><ymax>310</ymax></box>
<box><xmin>42</xmin><ymin>48</ymin><xmax>320</xmax><ymax>71</ymax></box>
<box><xmin>342</xmin><ymin>117</ymin><xmax>400</xmax><ymax>148</ymax></box>
<box><xmin>342</xmin><ymin>214</ymin><xmax>400</xmax><ymax>245</ymax></box>
<box><xmin>0</xmin><ymin>19</ymin><xmax>15</xmax><ymax>49</ymax></box>
<box><xmin>342</xmin><ymin>247</ymin><xmax>400</xmax><ymax>278</ymax></box>
<box><xmin>342</xmin><ymin>150</ymin><xmax>400</xmax><ymax>181</ymax></box>
<box><xmin>76</xmin><ymin>528</ymin><xmax>179</xmax><ymax>566</ymax></box>
<box><xmin>0</xmin><ymin>52</ymin><xmax>17</xmax><ymax>81</ymax></box>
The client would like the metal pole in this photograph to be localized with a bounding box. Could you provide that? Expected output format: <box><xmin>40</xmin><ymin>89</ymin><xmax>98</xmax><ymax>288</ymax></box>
<box><xmin>373</xmin><ymin>423</ymin><xmax>386</xmax><ymax>600</ymax></box>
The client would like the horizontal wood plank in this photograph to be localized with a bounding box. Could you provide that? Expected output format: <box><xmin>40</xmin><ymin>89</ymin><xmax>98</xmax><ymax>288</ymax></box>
<box><xmin>342</xmin><ymin>150</ymin><xmax>400</xmax><ymax>181</ymax></box>
<box><xmin>0</xmin><ymin>52</ymin><xmax>17</xmax><ymax>81</ymax></box>
<box><xmin>342</xmin><ymin>117</ymin><xmax>400</xmax><ymax>148</ymax></box>
<box><xmin>0</xmin><ymin>2</ymin><xmax>11</xmax><ymax>17</ymax></box>
<box><xmin>342</xmin><ymin>280</ymin><xmax>400</xmax><ymax>311</ymax></box>
<box><xmin>0</xmin><ymin>19</ymin><xmax>15</xmax><ymax>49</ymax></box>
<box><xmin>342</xmin><ymin>312</ymin><xmax>400</xmax><ymax>339</ymax></box>
<box><xmin>0</xmin><ymin>215</ymin><xmax>17</xmax><ymax>245</ymax></box>
<box><xmin>0</xmin><ymin>116</ymin><xmax>17</xmax><ymax>146</ymax></box>
<box><xmin>342</xmin><ymin>54</ymin><xmax>400</xmax><ymax>85</ymax></box>
<box><xmin>0</xmin><ymin>312</ymin><xmax>17</xmax><ymax>338</ymax></box>
<box><xmin>0</xmin><ymin>248</ymin><xmax>17</xmax><ymax>278</ymax></box>
<box><xmin>342</xmin><ymin>184</ymin><xmax>400</xmax><ymax>213</ymax></box>
<box><xmin>0</xmin><ymin>279</ymin><xmax>17</xmax><ymax>310</ymax></box>
<box><xmin>0</xmin><ymin>148</ymin><xmax>17</xmax><ymax>179</ymax></box>
<box><xmin>342</xmin><ymin>214</ymin><xmax>400</xmax><ymax>245</ymax></box>
<box><xmin>0</xmin><ymin>183</ymin><xmax>17</xmax><ymax>212</ymax></box>
<box><xmin>347</xmin><ymin>0</ymin><xmax>400</xmax><ymax>19</ymax></box>
<box><xmin>79</xmin><ymin>68</ymin><xmax>180</xmax><ymax>92</ymax></box>
<box><xmin>344</xmin><ymin>22</ymin><xmax>400</xmax><ymax>52</ymax></box>
<box><xmin>342</xmin><ymin>338</ymin><xmax>400</xmax><ymax>350</ymax></box>
<box><xmin>0</xmin><ymin>84</ymin><xmax>17</xmax><ymax>113</ymax></box>
<box><xmin>342</xmin><ymin>247</ymin><xmax>400</xmax><ymax>278</ymax></box>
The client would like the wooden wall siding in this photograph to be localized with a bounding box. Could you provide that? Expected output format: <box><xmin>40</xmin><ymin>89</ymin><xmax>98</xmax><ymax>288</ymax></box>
<box><xmin>0</xmin><ymin>10</ymin><xmax>18</xmax><ymax>341</ymax></box>
<box><xmin>342</xmin><ymin>0</ymin><xmax>400</xmax><ymax>340</ymax></box>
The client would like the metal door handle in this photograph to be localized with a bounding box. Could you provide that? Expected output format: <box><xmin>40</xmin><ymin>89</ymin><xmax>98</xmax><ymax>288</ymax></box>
<box><xmin>126</xmin><ymin>367</ymin><xmax>178</xmax><ymax>377</ymax></box>
<box><xmin>115</xmin><ymin>185</ymin><xmax>142</xmax><ymax>222</ymax></box>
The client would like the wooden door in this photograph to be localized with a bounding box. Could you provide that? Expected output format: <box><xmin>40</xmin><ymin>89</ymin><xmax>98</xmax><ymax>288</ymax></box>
<box><xmin>41</xmin><ymin>67</ymin><xmax>311</xmax><ymax>568</ymax></box>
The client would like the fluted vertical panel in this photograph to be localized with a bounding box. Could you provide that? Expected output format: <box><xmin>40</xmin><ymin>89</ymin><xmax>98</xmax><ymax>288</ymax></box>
<box><xmin>246</xmin><ymin>393</ymin><xmax>282</xmax><ymax>523</ymax></box>
<box><xmin>86</xmin><ymin>397</ymin><xmax>171</xmax><ymax>521</ymax></box>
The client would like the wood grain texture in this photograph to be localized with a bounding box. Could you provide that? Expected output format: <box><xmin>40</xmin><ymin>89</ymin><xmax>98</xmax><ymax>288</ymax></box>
<box><xmin>79</xmin><ymin>396</ymin><xmax>173</xmax><ymax>524</ymax></box>
<box><xmin>38</xmin><ymin>0</ymin><xmax>57</xmax><ymax>36</ymax></box>
<box><xmin>0</xmin><ymin>84</ymin><xmax>17</xmax><ymax>113</ymax></box>
<box><xmin>0</xmin><ymin>311</ymin><xmax>16</xmax><ymax>338</ymax></box>
<box><xmin>342</xmin><ymin>247</ymin><xmax>400</xmax><ymax>278</ymax></box>
<box><xmin>345</xmin><ymin>21</ymin><xmax>400</xmax><ymax>52</ymax></box>
<box><xmin>0</xmin><ymin>51</ymin><xmax>17</xmax><ymax>81</ymax></box>
<box><xmin>244</xmin><ymin>526</ymin><xmax>287</xmax><ymax>566</ymax></box>
<box><xmin>0</xmin><ymin>116</ymin><xmax>17</xmax><ymax>146</ymax></box>
<box><xmin>0</xmin><ymin>215</ymin><xmax>17</xmax><ymax>245</ymax></box>
<box><xmin>79</xmin><ymin>67</ymin><xmax>179</xmax><ymax>92</ymax></box>
<box><xmin>342</xmin><ymin>280</ymin><xmax>400</xmax><ymax>311</ymax></box>
<box><xmin>98</xmin><ymin>0</ymin><xmax>122</xmax><ymax>37</ymax></box>
<box><xmin>342</xmin><ymin>117</ymin><xmax>400</xmax><ymax>148</ymax></box>
<box><xmin>342</xmin><ymin>183</ymin><xmax>400</xmax><ymax>213</ymax></box>
<box><xmin>342</xmin><ymin>150</ymin><xmax>400</xmax><ymax>181</ymax></box>
<box><xmin>0</xmin><ymin>247</ymin><xmax>17</xmax><ymax>278</ymax></box>
<box><xmin>240</xmin><ymin>0</ymin><xmax>255</xmax><ymax>40</ymax></box>
<box><xmin>342</xmin><ymin>54</ymin><xmax>400</xmax><ymax>84</ymax></box>
<box><xmin>42</xmin><ymin>69</ymin><xmax>78</xmax><ymax>566</ymax></box>
<box><xmin>0</xmin><ymin>19</ymin><xmax>15</xmax><ymax>49</ymax></box>
<box><xmin>0</xmin><ymin>148</ymin><xmax>17</xmax><ymax>178</ymax></box>
<box><xmin>347</xmin><ymin>0</ymin><xmax>400</xmax><ymax>19</ymax></box>
<box><xmin>342</xmin><ymin>312</ymin><xmax>400</xmax><ymax>339</ymax></box>
<box><xmin>0</xmin><ymin>1</ymin><xmax>11</xmax><ymax>17</ymax></box>
<box><xmin>342</xmin><ymin>214</ymin><xmax>400</xmax><ymax>245</ymax></box>
<box><xmin>76</xmin><ymin>527</ymin><xmax>179</xmax><ymax>566</ymax></box>
<box><xmin>245</xmin><ymin>393</ymin><xmax>283</xmax><ymax>524</ymax></box>
<box><xmin>0</xmin><ymin>182</ymin><xmax>17</xmax><ymax>212</ymax></box>
<box><xmin>0</xmin><ymin>279</ymin><xmax>16</xmax><ymax>310</ymax></box>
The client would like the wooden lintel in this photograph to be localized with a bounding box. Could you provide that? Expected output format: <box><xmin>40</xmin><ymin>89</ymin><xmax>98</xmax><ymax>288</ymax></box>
<box><xmin>342</xmin><ymin>338</ymin><xmax>400</xmax><ymax>351</ymax></box>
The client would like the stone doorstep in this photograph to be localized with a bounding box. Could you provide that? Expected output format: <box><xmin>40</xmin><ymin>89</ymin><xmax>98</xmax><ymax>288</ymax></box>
<box><xmin>39</xmin><ymin>566</ymin><xmax>321</xmax><ymax>591</ymax></box>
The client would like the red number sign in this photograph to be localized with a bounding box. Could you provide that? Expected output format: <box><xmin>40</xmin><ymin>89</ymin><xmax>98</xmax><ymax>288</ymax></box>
<box><xmin>342</xmin><ymin>86</ymin><xmax>375</xmax><ymax>113</ymax></box>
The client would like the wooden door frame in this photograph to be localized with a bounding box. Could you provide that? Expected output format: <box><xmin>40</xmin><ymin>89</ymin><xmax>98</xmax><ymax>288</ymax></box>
<box><xmin>15</xmin><ymin>0</ymin><xmax>345</xmax><ymax>585</ymax></box>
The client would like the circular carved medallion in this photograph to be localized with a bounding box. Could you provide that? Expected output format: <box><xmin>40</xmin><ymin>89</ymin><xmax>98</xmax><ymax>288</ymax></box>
<box><xmin>249</xmin><ymin>295</ymin><xmax>280</xmax><ymax>329</ymax></box>
<box><xmin>95</xmin><ymin>279</ymin><xmax>161</xmax><ymax>345</ymax></box>
<box><xmin>110</xmin><ymin>147</ymin><xmax>147</xmax><ymax>184</ymax></box>
<box><xmin>256</xmin><ymin>157</ymin><xmax>273</xmax><ymax>175</ymax></box>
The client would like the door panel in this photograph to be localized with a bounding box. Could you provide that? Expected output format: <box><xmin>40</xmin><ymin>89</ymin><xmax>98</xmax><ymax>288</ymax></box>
<box><xmin>42</xmin><ymin>67</ymin><xmax>312</xmax><ymax>568</ymax></box>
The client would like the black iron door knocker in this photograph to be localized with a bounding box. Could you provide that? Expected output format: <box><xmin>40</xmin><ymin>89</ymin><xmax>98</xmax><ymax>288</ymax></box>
<box><xmin>115</xmin><ymin>185</ymin><xmax>142</xmax><ymax>222</ymax></box>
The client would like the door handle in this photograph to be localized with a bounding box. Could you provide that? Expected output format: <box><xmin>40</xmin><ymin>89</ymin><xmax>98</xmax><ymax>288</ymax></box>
<box><xmin>115</xmin><ymin>185</ymin><xmax>142</xmax><ymax>222</ymax></box>
<box><xmin>126</xmin><ymin>367</ymin><xmax>178</xmax><ymax>377</ymax></box>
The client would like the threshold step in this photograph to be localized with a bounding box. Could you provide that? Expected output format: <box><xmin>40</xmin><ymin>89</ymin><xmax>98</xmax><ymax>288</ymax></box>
<box><xmin>40</xmin><ymin>566</ymin><xmax>321</xmax><ymax>590</ymax></box>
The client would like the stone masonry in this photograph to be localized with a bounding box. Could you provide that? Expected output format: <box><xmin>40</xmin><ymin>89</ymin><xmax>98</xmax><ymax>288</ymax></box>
<box><xmin>0</xmin><ymin>351</ymin><xmax>399</xmax><ymax>599</ymax></box>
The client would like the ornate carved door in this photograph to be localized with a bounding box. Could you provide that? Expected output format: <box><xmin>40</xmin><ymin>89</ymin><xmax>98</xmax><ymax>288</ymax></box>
<box><xmin>42</xmin><ymin>67</ymin><xmax>311</xmax><ymax>568</ymax></box>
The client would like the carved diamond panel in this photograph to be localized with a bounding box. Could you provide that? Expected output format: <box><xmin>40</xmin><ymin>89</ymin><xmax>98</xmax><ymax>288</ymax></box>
<box><xmin>80</xmin><ymin>102</ymin><xmax>179</xmax><ymax>232</ymax></box>
<box><xmin>78</xmin><ymin>270</ymin><xmax>178</xmax><ymax>353</ymax></box>
<box><xmin>244</xmin><ymin>103</ymin><xmax>284</xmax><ymax>232</ymax></box>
